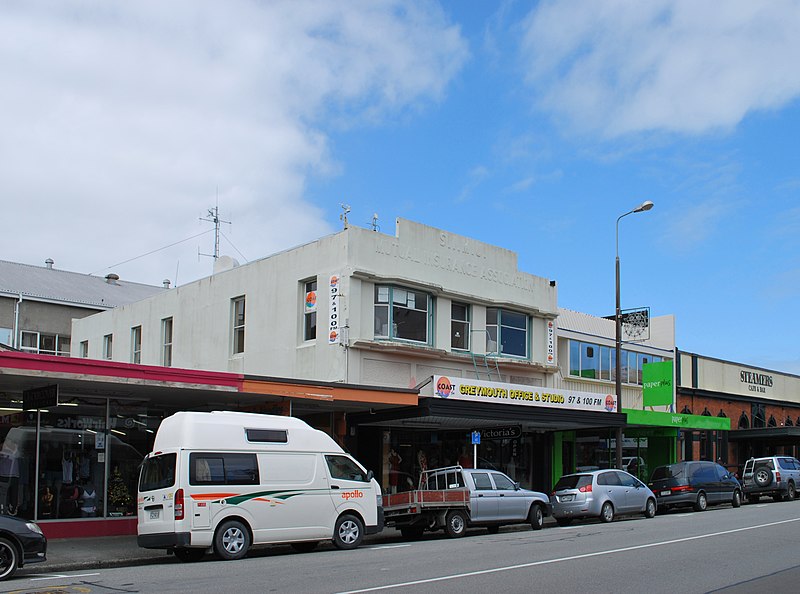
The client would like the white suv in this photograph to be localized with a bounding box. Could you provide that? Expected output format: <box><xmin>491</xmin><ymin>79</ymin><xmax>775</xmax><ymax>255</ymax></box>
<box><xmin>741</xmin><ymin>456</ymin><xmax>800</xmax><ymax>503</ymax></box>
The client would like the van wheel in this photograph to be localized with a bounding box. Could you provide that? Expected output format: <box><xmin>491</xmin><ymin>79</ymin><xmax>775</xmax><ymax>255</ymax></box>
<box><xmin>291</xmin><ymin>541</ymin><xmax>319</xmax><ymax>554</ymax></box>
<box><xmin>333</xmin><ymin>514</ymin><xmax>364</xmax><ymax>550</ymax></box>
<box><xmin>787</xmin><ymin>482</ymin><xmax>796</xmax><ymax>501</ymax></box>
<box><xmin>0</xmin><ymin>538</ymin><xmax>18</xmax><ymax>581</ymax></box>
<box><xmin>444</xmin><ymin>510</ymin><xmax>468</xmax><ymax>538</ymax></box>
<box><xmin>529</xmin><ymin>505</ymin><xmax>544</xmax><ymax>530</ymax></box>
<box><xmin>214</xmin><ymin>520</ymin><xmax>251</xmax><ymax>561</ymax></box>
<box><xmin>644</xmin><ymin>498</ymin><xmax>656</xmax><ymax>519</ymax></box>
<box><xmin>732</xmin><ymin>490</ymin><xmax>742</xmax><ymax>508</ymax></box>
<box><xmin>694</xmin><ymin>492</ymin><xmax>708</xmax><ymax>512</ymax></box>
<box><xmin>600</xmin><ymin>501</ymin><xmax>614</xmax><ymax>523</ymax></box>
<box><xmin>174</xmin><ymin>548</ymin><xmax>205</xmax><ymax>562</ymax></box>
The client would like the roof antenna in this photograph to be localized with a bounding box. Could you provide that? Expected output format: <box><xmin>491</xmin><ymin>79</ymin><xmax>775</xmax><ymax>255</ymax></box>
<box><xmin>200</xmin><ymin>190</ymin><xmax>231</xmax><ymax>260</ymax></box>
<box><xmin>340</xmin><ymin>203</ymin><xmax>351</xmax><ymax>230</ymax></box>
<box><xmin>371</xmin><ymin>213</ymin><xmax>380</xmax><ymax>232</ymax></box>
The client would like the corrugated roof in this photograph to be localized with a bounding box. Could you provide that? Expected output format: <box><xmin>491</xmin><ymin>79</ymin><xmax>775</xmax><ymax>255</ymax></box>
<box><xmin>0</xmin><ymin>260</ymin><xmax>164</xmax><ymax>309</ymax></box>
<box><xmin>557</xmin><ymin>307</ymin><xmax>616</xmax><ymax>339</ymax></box>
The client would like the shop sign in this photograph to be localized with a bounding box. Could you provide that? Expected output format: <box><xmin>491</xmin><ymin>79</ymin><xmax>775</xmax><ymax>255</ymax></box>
<box><xmin>433</xmin><ymin>375</ymin><xmax>617</xmax><ymax>413</ymax></box>
<box><xmin>477</xmin><ymin>426</ymin><xmax>522</xmax><ymax>440</ymax></box>
<box><xmin>546</xmin><ymin>321</ymin><xmax>555</xmax><ymax>365</ymax></box>
<box><xmin>740</xmin><ymin>369</ymin><xmax>773</xmax><ymax>394</ymax></box>
<box><xmin>623</xmin><ymin>408</ymin><xmax>730</xmax><ymax>431</ymax></box>
<box><xmin>328</xmin><ymin>274</ymin><xmax>341</xmax><ymax>344</ymax></box>
<box><xmin>22</xmin><ymin>384</ymin><xmax>58</xmax><ymax>410</ymax></box>
<box><xmin>642</xmin><ymin>361</ymin><xmax>673</xmax><ymax>406</ymax></box>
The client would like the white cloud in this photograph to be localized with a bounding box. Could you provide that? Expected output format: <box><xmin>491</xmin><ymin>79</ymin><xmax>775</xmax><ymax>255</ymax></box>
<box><xmin>519</xmin><ymin>0</ymin><xmax>800</xmax><ymax>137</ymax></box>
<box><xmin>0</xmin><ymin>0</ymin><xmax>467</xmax><ymax>285</ymax></box>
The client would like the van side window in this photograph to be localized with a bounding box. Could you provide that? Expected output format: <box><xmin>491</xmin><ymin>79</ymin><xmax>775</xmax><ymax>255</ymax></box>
<box><xmin>246</xmin><ymin>429</ymin><xmax>288</xmax><ymax>443</ymax></box>
<box><xmin>189</xmin><ymin>453</ymin><xmax>259</xmax><ymax>485</ymax></box>
<box><xmin>325</xmin><ymin>455</ymin><xmax>368</xmax><ymax>483</ymax></box>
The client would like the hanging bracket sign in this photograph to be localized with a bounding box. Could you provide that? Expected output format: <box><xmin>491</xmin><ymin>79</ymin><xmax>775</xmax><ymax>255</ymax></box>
<box><xmin>23</xmin><ymin>384</ymin><xmax>59</xmax><ymax>410</ymax></box>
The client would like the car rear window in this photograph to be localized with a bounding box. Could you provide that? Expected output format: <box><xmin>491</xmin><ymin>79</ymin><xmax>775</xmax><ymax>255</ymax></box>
<box><xmin>650</xmin><ymin>464</ymin><xmax>685</xmax><ymax>481</ymax></box>
<box><xmin>139</xmin><ymin>453</ymin><xmax>176</xmax><ymax>492</ymax></box>
<box><xmin>554</xmin><ymin>474</ymin><xmax>592</xmax><ymax>491</ymax></box>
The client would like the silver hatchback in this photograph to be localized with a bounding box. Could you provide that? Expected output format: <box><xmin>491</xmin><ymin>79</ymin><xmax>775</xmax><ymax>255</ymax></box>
<box><xmin>550</xmin><ymin>469</ymin><xmax>657</xmax><ymax>526</ymax></box>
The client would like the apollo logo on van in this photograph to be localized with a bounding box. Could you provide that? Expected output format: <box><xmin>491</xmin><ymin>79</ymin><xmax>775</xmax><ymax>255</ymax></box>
<box><xmin>341</xmin><ymin>490</ymin><xmax>364</xmax><ymax>501</ymax></box>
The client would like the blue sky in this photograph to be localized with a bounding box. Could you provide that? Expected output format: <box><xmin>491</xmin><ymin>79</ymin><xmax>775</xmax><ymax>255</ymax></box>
<box><xmin>2</xmin><ymin>1</ymin><xmax>799</xmax><ymax>373</ymax></box>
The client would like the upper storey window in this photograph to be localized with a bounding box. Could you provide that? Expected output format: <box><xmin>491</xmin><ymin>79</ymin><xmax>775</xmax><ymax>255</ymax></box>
<box><xmin>374</xmin><ymin>285</ymin><xmax>431</xmax><ymax>344</ymax></box>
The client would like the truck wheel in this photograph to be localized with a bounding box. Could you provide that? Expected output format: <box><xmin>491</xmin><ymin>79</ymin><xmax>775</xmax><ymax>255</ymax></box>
<box><xmin>444</xmin><ymin>510</ymin><xmax>468</xmax><ymax>538</ymax></box>
<box><xmin>333</xmin><ymin>514</ymin><xmax>364</xmax><ymax>550</ymax></box>
<box><xmin>214</xmin><ymin>520</ymin><xmax>251</xmax><ymax>561</ymax></box>
<box><xmin>754</xmin><ymin>465</ymin><xmax>773</xmax><ymax>487</ymax></box>
<box><xmin>174</xmin><ymin>548</ymin><xmax>205</xmax><ymax>562</ymax></box>
<box><xmin>291</xmin><ymin>542</ymin><xmax>319</xmax><ymax>553</ymax></box>
<box><xmin>694</xmin><ymin>492</ymin><xmax>708</xmax><ymax>512</ymax></box>
<box><xmin>529</xmin><ymin>504</ymin><xmax>544</xmax><ymax>530</ymax></box>
<box><xmin>0</xmin><ymin>538</ymin><xmax>18</xmax><ymax>581</ymax></box>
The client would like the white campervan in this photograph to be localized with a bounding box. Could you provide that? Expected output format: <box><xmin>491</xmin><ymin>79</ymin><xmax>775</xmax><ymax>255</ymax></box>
<box><xmin>137</xmin><ymin>411</ymin><xmax>382</xmax><ymax>562</ymax></box>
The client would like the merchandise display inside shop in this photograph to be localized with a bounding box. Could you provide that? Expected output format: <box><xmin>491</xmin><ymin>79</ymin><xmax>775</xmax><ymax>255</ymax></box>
<box><xmin>0</xmin><ymin>396</ymin><xmax>172</xmax><ymax>522</ymax></box>
<box><xmin>572</xmin><ymin>431</ymin><xmax>651</xmax><ymax>481</ymax></box>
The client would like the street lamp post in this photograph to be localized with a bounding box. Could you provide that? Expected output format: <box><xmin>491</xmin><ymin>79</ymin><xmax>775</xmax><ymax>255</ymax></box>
<box><xmin>615</xmin><ymin>200</ymin><xmax>654</xmax><ymax>469</ymax></box>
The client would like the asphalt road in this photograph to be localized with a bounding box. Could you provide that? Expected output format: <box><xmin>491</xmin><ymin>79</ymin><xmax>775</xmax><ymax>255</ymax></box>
<box><xmin>5</xmin><ymin>499</ymin><xmax>800</xmax><ymax>594</ymax></box>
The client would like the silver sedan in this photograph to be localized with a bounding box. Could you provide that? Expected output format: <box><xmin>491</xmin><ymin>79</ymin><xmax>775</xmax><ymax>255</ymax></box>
<box><xmin>550</xmin><ymin>469</ymin><xmax>657</xmax><ymax>526</ymax></box>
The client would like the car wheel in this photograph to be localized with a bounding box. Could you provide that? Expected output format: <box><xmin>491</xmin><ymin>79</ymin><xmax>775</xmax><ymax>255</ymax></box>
<box><xmin>644</xmin><ymin>498</ymin><xmax>656</xmax><ymax>519</ymax></box>
<box><xmin>291</xmin><ymin>541</ymin><xmax>319</xmax><ymax>554</ymax></box>
<box><xmin>529</xmin><ymin>504</ymin><xmax>544</xmax><ymax>531</ymax></box>
<box><xmin>214</xmin><ymin>520</ymin><xmax>251</xmax><ymax>561</ymax></box>
<box><xmin>732</xmin><ymin>490</ymin><xmax>742</xmax><ymax>508</ymax></box>
<box><xmin>333</xmin><ymin>514</ymin><xmax>364</xmax><ymax>550</ymax></box>
<box><xmin>444</xmin><ymin>510</ymin><xmax>468</xmax><ymax>538</ymax></box>
<box><xmin>787</xmin><ymin>481</ymin><xmax>796</xmax><ymax>501</ymax></box>
<box><xmin>754</xmin><ymin>465</ymin><xmax>773</xmax><ymax>487</ymax></box>
<box><xmin>694</xmin><ymin>492</ymin><xmax>708</xmax><ymax>512</ymax></box>
<box><xmin>0</xmin><ymin>538</ymin><xmax>18</xmax><ymax>581</ymax></box>
<box><xmin>600</xmin><ymin>501</ymin><xmax>614</xmax><ymax>523</ymax></box>
<box><xmin>174</xmin><ymin>547</ymin><xmax>206</xmax><ymax>562</ymax></box>
<box><xmin>556</xmin><ymin>517</ymin><xmax>573</xmax><ymax>527</ymax></box>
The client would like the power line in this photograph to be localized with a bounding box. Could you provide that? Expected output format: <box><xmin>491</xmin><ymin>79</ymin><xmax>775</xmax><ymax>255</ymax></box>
<box><xmin>90</xmin><ymin>229</ymin><xmax>213</xmax><ymax>275</ymax></box>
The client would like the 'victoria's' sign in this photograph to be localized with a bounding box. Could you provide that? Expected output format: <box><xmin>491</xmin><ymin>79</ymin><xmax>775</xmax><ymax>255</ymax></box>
<box><xmin>740</xmin><ymin>369</ymin><xmax>773</xmax><ymax>393</ymax></box>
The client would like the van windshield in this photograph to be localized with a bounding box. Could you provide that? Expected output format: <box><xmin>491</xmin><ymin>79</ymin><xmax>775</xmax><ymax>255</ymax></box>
<box><xmin>651</xmin><ymin>464</ymin><xmax>685</xmax><ymax>481</ymax></box>
<box><xmin>139</xmin><ymin>453</ymin><xmax>176</xmax><ymax>492</ymax></box>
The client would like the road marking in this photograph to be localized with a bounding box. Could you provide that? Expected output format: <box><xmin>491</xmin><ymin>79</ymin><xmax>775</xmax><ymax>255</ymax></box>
<box><xmin>369</xmin><ymin>544</ymin><xmax>412</xmax><ymax>550</ymax></box>
<box><xmin>30</xmin><ymin>572</ymin><xmax>101</xmax><ymax>581</ymax></box>
<box><xmin>338</xmin><ymin>517</ymin><xmax>800</xmax><ymax>593</ymax></box>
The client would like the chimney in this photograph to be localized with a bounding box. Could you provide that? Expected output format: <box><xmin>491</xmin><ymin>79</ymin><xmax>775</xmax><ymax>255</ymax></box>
<box><xmin>45</xmin><ymin>258</ymin><xmax>54</xmax><ymax>269</ymax></box>
<box><xmin>105</xmin><ymin>273</ymin><xmax>120</xmax><ymax>285</ymax></box>
<box><xmin>162</xmin><ymin>279</ymin><xmax>171</xmax><ymax>289</ymax></box>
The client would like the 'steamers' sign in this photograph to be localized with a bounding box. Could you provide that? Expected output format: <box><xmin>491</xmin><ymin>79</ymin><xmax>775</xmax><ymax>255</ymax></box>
<box><xmin>432</xmin><ymin>376</ymin><xmax>617</xmax><ymax>414</ymax></box>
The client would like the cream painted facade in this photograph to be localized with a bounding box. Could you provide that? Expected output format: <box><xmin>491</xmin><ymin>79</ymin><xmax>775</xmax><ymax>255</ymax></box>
<box><xmin>71</xmin><ymin>219</ymin><xmax>559</xmax><ymax>390</ymax></box>
<box><xmin>556</xmin><ymin>308</ymin><xmax>676</xmax><ymax>410</ymax></box>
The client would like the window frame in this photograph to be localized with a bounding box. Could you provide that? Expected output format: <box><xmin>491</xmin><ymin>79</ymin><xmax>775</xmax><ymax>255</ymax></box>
<box><xmin>131</xmin><ymin>325</ymin><xmax>142</xmax><ymax>364</ymax></box>
<box><xmin>231</xmin><ymin>296</ymin><xmax>246</xmax><ymax>355</ymax></box>
<box><xmin>161</xmin><ymin>317</ymin><xmax>173</xmax><ymax>367</ymax></box>
<box><xmin>102</xmin><ymin>334</ymin><xmax>113</xmax><ymax>360</ymax></box>
<box><xmin>302</xmin><ymin>279</ymin><xmax>317</xmax><ymax>342</ymax></box>
<box><xmin>79</xmin><ymin>340</ymin><xmax>89</xmax><ymax>358</ymax></box>
<box><xmin>486</xmin><ymin>307</ymin><xmax>529</xmax><ymax>359</ymax></box>
<box><xmin>450</xmin><ymin>301</ymin><xmax>470</xmax><ymax>351</ymax></box>
<box><xmin>373</xmin><ymin>285</ymin><xmax>432</xmax><ymax>345</ymax></box>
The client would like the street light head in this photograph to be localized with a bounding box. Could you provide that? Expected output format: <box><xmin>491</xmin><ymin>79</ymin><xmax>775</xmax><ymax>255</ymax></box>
<box><xmin>634</xmin><ymin>200</ymin><xmax>654</xmax><ymax>213</ymax></box>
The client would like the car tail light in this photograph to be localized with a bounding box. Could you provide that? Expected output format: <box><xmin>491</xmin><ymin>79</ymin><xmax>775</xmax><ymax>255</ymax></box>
<box><xmin>175</xmin><ymin>488</ymin><xmax>185</xmax><ymax>520</ymax></box>
<box><xmin>776</xmin><ymin>472</ymin><xmax>781</xmax><ymax>483</ymax></box>
<box><xmin>671</xmin><ymin>485</ymin><xmax>693</xmax><ymax>493</ymax></box>
<box><xmin>579</xmin><ymin>484</ymin><xmax>592</xmax><ymax>493</ymax></box>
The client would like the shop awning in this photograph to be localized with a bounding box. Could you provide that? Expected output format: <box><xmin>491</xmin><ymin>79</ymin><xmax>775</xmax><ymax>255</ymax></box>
<box><xmin>350</xmin><ymin>397</ymin><xmax>627</xmax><ymax>431</ymax></box>
<box><xmin>728</xmin><ymin>427</ymin><xmax>800</xmax><ymax>442</ymax></box>
<box><xmin>624</xmin><ymin>409</ymin><xmax>730</xmax><ymax>431</ymax></box>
